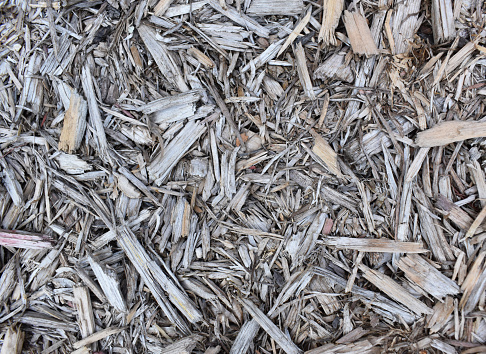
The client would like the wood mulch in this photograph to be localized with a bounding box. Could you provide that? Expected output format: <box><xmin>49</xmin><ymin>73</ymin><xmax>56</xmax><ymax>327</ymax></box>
<box><xmin>0</xmin><ymin>0</ymin><xmax>486</xmax><ymax>353</ymax></box>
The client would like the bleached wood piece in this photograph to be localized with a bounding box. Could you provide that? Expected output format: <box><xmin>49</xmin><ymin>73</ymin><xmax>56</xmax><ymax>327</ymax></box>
<box><xmin>313</xmin><ymin>51</ymin><xmax>354</xmax><ymax>82</ymax></box>
<box><xmin>137</xmin><ymin>90</ymin><xmax>201</xmax><ymax>115</ymax></box>
<box><xmin>87</xmin><ymin>254</ymin><xmax>127</xmax><ymax>312</ymax></box>
<box><xmin>405</xmin><ymin>147</ymin><xmax>430</xmax><ymax>182</ymax></box>
<box><xmin>396</xmin><ymin>146</ymin><xmax>413</xmax><ymax>247</ymax></box>
<box><xmin>58</xmin><ymin>92</ymin><xmax>87</xmax><ymax>153</ymax></box>
<box><xmin>70</xmin><ymin>347</ymin><xmax>90</xmax><ymax>354</ymax></box>
<box><xmin>231</xmin><ymin>269</ymin><xmax>314</xmax><ymax>353</ymax></box>
<box><xmin>153</xmin><ymin>0</ymin><xmax>174</xmax><ymax>16</ymax></box>
<box><xmin>460</xmin><ymin>251</ymin><xmax>486</xmax><ymax>313</ymax></box>
<box><xmin>322</xmin><ymin>237</ymin><xmax>426</xmax><ymax>253</ymax></box>
<box><xmin>17</xmin><ymin>311</ymin><xmax>77</xmax><ymax>331</ymax></box>
<box><xmin>290</xmin><ymin>170</ymin><xmax>358</xmax><ymax>213</ymax></box>
<box><xmin>343</xmin><ymin>11</ymin><xmax>378</xmax><ymax>56</ymax></box>
<box><xmin>0</xmin><ymin>326</ymin><xmax>24</xmax><ymax>354</ymax></box>
<box><xmin>81</xmin><ymin>65</ymin><xmax>111</xmax><ymax>165</ymax></box>
<box><xmin>239</xmin><ymin>298</ymin><xmax>303</xmax><ymax>354</ymax></box>
<box><xmin>0</xmin><ymin>256</ymin><xmax>16</xmax><ymax>304</ymax></box>
<box><xmin>445</xmin><ymin>41</ymin><xmax>476</xmax><ymax>75</ymax></box>
<box><xmin>469</xmin><ymin>160</ymin><xmax>486</xmax><ymax>208</ymax></box>
<box><xmin>229</xmin><ymin>319</ymin><xmax>260</xmax><ymax>354</ymax></box>
<box><xmin>465</xmin><ymin>204</ymin><xmax>486</xmax><ymax>239</ymax></box>
<box><xmin>416</xmin><ymin>121</ymin><xmax>486</xmax><ymax>147</ymax></box>
<box><xmin>0</xmin><ymin>158</ymin><xmax>23</xmax><ymax>207</ymax></box>
<box><xmin>55</xmin><ymin>153</ymin><xmax>92</xmax><ymax>175</ymax></box>
<box><xmin>262</xmin><ymin>76</ymin><xmax>284</xmax><ymax>100</ymax></box>
<box><xmin>165</xmin><ymin>1</ymin><xmax>207</xmax><ymax>17</ymax></box>
<box><xmin>138</xmin><ymin>24</ymin><xmax>189</xmax><ymax>92</ymax></box>
<box><xmin>345</xmin><ymin>251</ymin><xmax>364</xmax><ymax>293</ymax></box>
<box><xmin>398</xmin><ymin>255</ymin><xmax>460</xmax><ymax>300</ymax></box>
<box><xmin>40</xmin><ymin>33</ymin><xmax>72</xmax><ymax>76</ymax></box>
<box><xmin>337</xmin><ymin>0</ymin><xmax>387</xmax><ymax>127</ymax></box>
<box><xmin>390</xmin><ymin>0</ymin><xmax>422</xmax><ymax>54</ymax></box>
<box><xmin>430</xmin><ymin>339</ymin><xmax>457</xmax><ymax>354</ymax></box>
<box><xmin>148</xmin><ymin>335</ymin><xmax>203</xmax><ymax>354</ymax></box>
<box><xmin>359</xmin><ymin>264</ymin><xmax>433</xmax><ymax>315</ymax></box>
<box><xmin>426</xmin><ymin>296</ymin><xmax>454</xmax><ymax>333</ymax></box>
<box><xmin>114</xmin><ymin>172</ymin><xmax>141</xmax><ymax>199</ymax></box>
<box><xmin>278</xmin><ymin>9</ymin><xmax>311</xmax><ymax>57</ymax></box>
<box><xmin>187</xmin><ymin>47</ymin><xmax>214</xmax><ymax>68</ymax></box>
<box><xmin>305</xmin><ymin>339</ymin><xmax>376</xmax><ymax>354</ymax></box>
<box><xmin>318</xmin><ymin>0</ymin><xmax>343</xmax><ymax>46</ymax></box>
<box><xmin>314</xmin><ymin>267</ymin><xmax>417</xmax><ymax>323</ymax></box>
<box><xmin>346</xmin><ymin>118</ymin><xmax>414</xmax><ymax>167</ymax></box>
<box><xmin>147</xmin><ymin>120</ymin><xmax>206</xmax><ymax>185</ymax></box>
<box><xmin>431</xmin><ymin>0</ymin><xmax>456</xmax><ymax>43</ymax></box>
<box><xmin>247</xmin><ymin>0</ymin><xmax>303</xmax><ymax>15</ymax></box>
<box><xmin>311</xmin><ymin>130</ymin><xmax>341</xmax><ymax>177</ymax></box>
<box><xmin>207</xmin><ymin>0</ymin><xmax>270</xmax><ymax>38</ymax></box>
<box><xmin>413</xmin><ymin>187</ymin><xmax>452</xmax><ymax>262</ymax></box>
<box><xmin>73</xmin><ymin>286</ymin><xmax>95</xmax><ymax>339</ymax></box>
<box><xmin>75</xmin><ymin>266</ymin><xmax>107</xmax><ymax>303</ymax></box>
<box><xmin>72</xmin><ymin>326</ymin><xmax>126</xmax><ymax>349</ymax></box>
<box><xmin>293</xmin><ymin>41</ymin><xmax>315</xmax><ymax>99</ymax></box>
<box><xmin>15</xmin><ymin>53</ymin><xmax>43</xmax><ymax>121</ymax></box>
<box><xmin>117</xmin><ymin>226</ymin><xmax>202</xmax><ymax>331</ymax></box>
<box><xmin>117</xmin><ymin>167</ymin><xmax>160</xmax><ymax>206</ymax></box>
<box><xmin>184</xmin><ymin>21</ymin><xmax>229</xmax><ymax>58</ymax></box>
<box><xmin>242</xmin><ymin>39</ymin><xmax>283</xmax><ymax>73</ymax></box>
<box><xmin>435</xmin><ymin>194</ymin><xmax>483</xmax><ymax>232</ymax></box>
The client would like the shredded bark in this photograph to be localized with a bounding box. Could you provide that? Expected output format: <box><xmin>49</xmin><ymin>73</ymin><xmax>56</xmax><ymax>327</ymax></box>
<box><xmin>0</xmin><ymin>0</ymin><xmax>486</xmax><ymax>352</ymax></box>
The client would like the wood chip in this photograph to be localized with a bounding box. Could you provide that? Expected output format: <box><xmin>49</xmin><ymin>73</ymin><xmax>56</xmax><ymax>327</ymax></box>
<box><xmin>343</xmin><ymin>11</ymin><xmax>378</xmax><ymax>56</ymax></box>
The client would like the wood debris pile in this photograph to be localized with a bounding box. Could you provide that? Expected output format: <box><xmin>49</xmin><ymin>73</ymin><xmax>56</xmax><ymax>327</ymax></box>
<box><xmin>0</xmin><ymin>0</ymin><xmax>486</xmax><ymax>352</ymax></box>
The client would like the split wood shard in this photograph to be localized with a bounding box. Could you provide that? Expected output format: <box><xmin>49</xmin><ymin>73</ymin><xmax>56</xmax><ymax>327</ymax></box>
<box><xmin>117</xmin><ymin>226</ymin><xmax>202</xmax><ymax>332</ymax></box>
<box><xmin>147</xmin><ymin>120</ymin><xmax>207</xmax><ymax>185</ymax></box>
<box><xmin>318</xmin><ymin>0</ymin><xmax>344</xmax><ymax>46</ymax></box>
<box><xmin>58</xmin><ymin>92</ymin><xmax>87</xmax><ymax>153</ymax></box>
<box><xmin>431</xmin><ymin>0</ymin><xmax>455</xmax><ymax>43</ymax></box>
<box><xmin>87</xmin><ymin>254</ymin><xmax>127</xmax><ymax>313</ymax></box>
<box><xmin>138</xmin><ymin>24</ymin><xmax>189</xmax><ymax>92</ymax></box>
